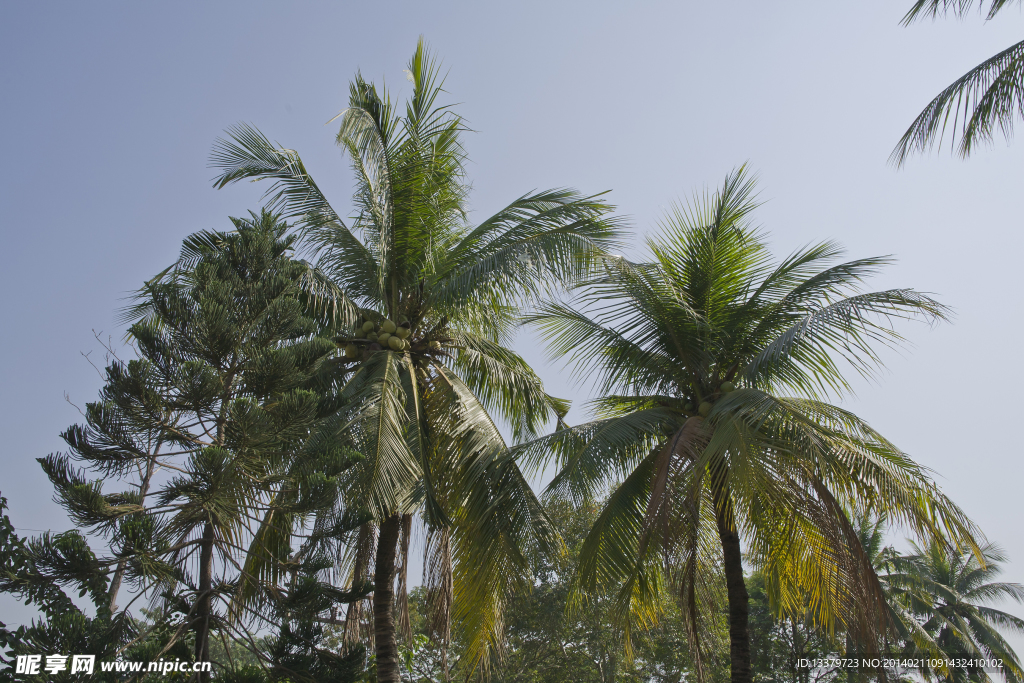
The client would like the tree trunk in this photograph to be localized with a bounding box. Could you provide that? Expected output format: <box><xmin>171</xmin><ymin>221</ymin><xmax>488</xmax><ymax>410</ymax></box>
<box><xmin>108</xmin><ymin>455</ymin><xmax>158</xmax><ymax>613</ymax></box>
<box><xmin>396</xmin><ymin>514</ymin><xmax>413</xmax><ymax>642</ymax></box>
<box><xmin>374</xmin><ymin>514</ymin><xmax>402</xmax><ymax>683</ymax></box>
<box><xmin>194</xmin><ymin>522</ymin><xmax>215</xmax><ymax>683</ymax></box>
<box><xmin>107</xmin><ymin>560</ymin><xmax>127</xmax><ymax>615</ymax></box>
<box><xmin>716</xmin><ymin>499</ymin><xmax>752</xmax><ymax>683</ymax></box>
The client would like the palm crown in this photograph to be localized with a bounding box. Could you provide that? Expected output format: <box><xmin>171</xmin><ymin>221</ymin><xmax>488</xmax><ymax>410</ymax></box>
<box><xmin>209</xmin><ymin>40</ymin><xmax>620</xmax><ymax>676</ymax></box>
<box><xmin>519</xmin><ymin>167</ymin><xmax>981</xmax><ymax>682</ymax></box>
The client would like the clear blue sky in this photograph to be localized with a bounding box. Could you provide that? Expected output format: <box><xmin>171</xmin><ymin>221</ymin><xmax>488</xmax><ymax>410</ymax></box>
<box><xmin>1</xmin><ymin>0</ymin><xmax>1021</xmax><ymax>642</ymax></box>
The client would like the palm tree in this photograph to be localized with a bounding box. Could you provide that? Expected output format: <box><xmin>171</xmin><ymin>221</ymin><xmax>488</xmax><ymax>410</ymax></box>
<box><xmin>516</xmin><ymin>167</ymin><xmax>981</xmax><ymax>683</ymax></box>
<box><xmin>892</xmin><ymin>0</ymin><xmax>1024</xmax><ymax>164</ymax></box>
<box><xmin>209</xmin><ymin>40</ymin><xmax>619</xmax><ymax>682</ymax></box>
<box><xmin>886</xmin><ymin>541</ymin><xmax>1024</xmax><ymax>682</ymax></box>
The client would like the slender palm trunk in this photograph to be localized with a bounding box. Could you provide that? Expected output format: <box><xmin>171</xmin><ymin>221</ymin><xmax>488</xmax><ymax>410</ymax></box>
<box><xmin>374</xmin><ymin>513</ymin><xmax>402</xmax><ymax>683</ymax></box>
<box><xmin>194</xmin><ymin>522</ymin><xmax>215</xmax><ymax>683</ymax></box>
<box><xmin>716</xmin><ymin>499</ymin><xmax>752</xmax><ymax>683</ymax></box>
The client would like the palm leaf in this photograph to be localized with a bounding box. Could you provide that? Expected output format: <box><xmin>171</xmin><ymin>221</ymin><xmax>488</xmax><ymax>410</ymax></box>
<box><xmin>447</xmin><ymin>331</ymin><xmax>569</xmax><ymax>442</ymax></box>
<box><xmin>892</xmin><ymin>38</ymin><xmax>1024</xmax><ymax>164</ymax></box>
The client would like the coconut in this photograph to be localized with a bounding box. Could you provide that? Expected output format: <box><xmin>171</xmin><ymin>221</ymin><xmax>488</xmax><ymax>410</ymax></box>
<box><xmin>388</xmin><ymin>336</ymin><xmax>403</xmax><ymax>351</ymax></box>
<box><xmin>381</xmin><ymin>320</ymin><xmax>397</xmax><ymax>334</ymax></box>
<box><xmin>721</xmin><ymin>381</ymin><xmax>735</xmax><ymax>393</ymax></box>
<box><xmin>396</xmin><ymin>327</ymin><xmax>411</xmax><ymax>340</ymax></box>
<box><xmin>698</xmin><ymin>401</ymin><xmax>712</xmax><ymax>417</ymax></box>
<box><xmin>345</xmin><ymin>343</ymin><xmax>359</xmax><ymax>359</ymax></box>
<box><xmin>683</xmin><ymin>402</ymin><xmax>695</xmax><ymax>414</ymax></box>
<box><xmin>362</xmin><ymin>320</ymin><xmax>376</xmax><ymax>333</ymax></box>
<box><xmin>428</xmin><ymin>340</ymin><xmax>441</xmax><ymax>350</ymax></box>
<box><xmin>400</xmin><ymin>320</ymin><xmax>411</xmax><ymax>329</ymax></box>
<box><xmin>366</xmin><ymin>331</ymin><xmax>379</xmax><ymax>342</ymax></box>
<box><xmin>378</xmin><ymin>331</ymin><xmax>392</xmax><ymax>344</ymax></box>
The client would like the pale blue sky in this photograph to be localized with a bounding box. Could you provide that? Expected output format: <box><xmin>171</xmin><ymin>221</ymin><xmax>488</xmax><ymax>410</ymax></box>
<box><xmin>1</xmin><ymin>0</ymin><xmax>1021</xmax><ymax>642</ymax></box>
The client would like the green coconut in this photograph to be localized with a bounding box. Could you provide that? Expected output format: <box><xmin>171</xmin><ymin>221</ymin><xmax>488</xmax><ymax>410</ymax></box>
<box><xmin>362</xmin><ymin>320</ymin><xmax>376</xmax><ymax>333</ymax></box>
<box><xmin>378</xmin><ymin>331</ymin><xmax>392</xmax><ymax>344</ymax></box>
<box><xmin>698</xmin><ymin>401</ymin><xmax>712</xmax><ymax>417</ymax></box>
<box><xmin>344</xmin><ymin>343</ymin><xmax>359</xmax><ymax>359</ymax></box>
<box><xmin>683</xmin><ymin>402</ymin><xmax>695</xmax><ymax>414</ymax></box>
<box><xmin>388</xmin><ymin>336</ymin><xmax>403</xmax><ymax>351</ymax></box>
<box><xmin>428</xmin><ymin>340</ymin><xmax>441</xmax><ymax>350</ymax></box>
<box><xmin>396</xmin><ymin>327</ymin><xmax>411</xmax><ymax>340</ymax></box>
<box><xmin>381</xmin><ymin>320</ymin><xmax>397</xmax><ymax>334</ymax></box>
<box><xmin>721</xmin><ymin>381</ymin><xmax>735</xmax><ymax>393</ymax></box>
<box><xmin>400</xmin><ymin>320</ymin><xmax>411</xmax><ymax>328</ymax></box>
<box><xmin>366</xmin><ymin>331</ymin><xmax>379</xmax><ymax>342</ymax></box>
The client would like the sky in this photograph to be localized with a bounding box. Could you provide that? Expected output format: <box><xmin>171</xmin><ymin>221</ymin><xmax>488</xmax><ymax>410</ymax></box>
<box><xmin>1</xmin><ymin>0</ymin><xmax>1021</xmax><ymax>649</ymax></box>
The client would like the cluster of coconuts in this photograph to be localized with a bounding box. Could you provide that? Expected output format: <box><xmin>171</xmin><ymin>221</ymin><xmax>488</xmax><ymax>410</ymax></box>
<box><xmin>343</xmin><ymin>318</ymin><xmax>413</xmax><ymax>358</ymax></box>
<box><xmin>685</xmin><ymin>381</ymin><xmax>736</xmax><ymax>418</ymax></box>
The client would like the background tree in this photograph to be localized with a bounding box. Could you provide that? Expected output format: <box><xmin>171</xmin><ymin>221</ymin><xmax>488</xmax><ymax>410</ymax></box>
<box><xmin>209</xmin><ymin>39</ymin><xmax>619</xmax><ymax>681</ymax></box>
<box><xmin>0</xmin><ymin>492</ymin><xmax>135</xmax><ymax>683</ymax></box>
<box><xmin>886</xmin><ymin>541</ymin><xmax>1024</xmax><ymax>683</ymax></box>
<box><xmin>892</xmin><ymin>0</ymin><xmax>1024</xmax><ymax>163</ymax></box>
<box><xmin>124</xmin><ymin>210</ymin><xmax>365</xmax><ymax>680</ymax></box>
<box><xmin>254</xmin><ymin>552</ymin><xmax>368</xmax><ymax>683</ymax></box>
<box><xmin>9</xmin><ymin>211</ymin><xmax>362</xmax><ymax>682</ymax></box>
<box><xmin>517</xmin><ymin>167</ymin><xmax>981</xmax><ymax>683</ymax></box>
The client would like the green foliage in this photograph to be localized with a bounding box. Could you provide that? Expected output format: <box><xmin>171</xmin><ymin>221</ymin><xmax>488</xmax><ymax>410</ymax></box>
<box><xmin>484</xmin><ymin>498</ymin><xmax>728</xmax><ymax>683</ymax></box>
<box><xmin>2</xmin><ymin>211</ymin><xmax>367</xmax><ymax>682</ymax></box>
<box><xmin>0</xmin><ymin>492</ymin><xmax>185</xmax><ymax>683</ymax></box>
<box><xmin>748</xmin><ymin>571</ymin><xmax>843</xmax><ymax>683</ymax></box>
<box><xmin>402</xmin><ymin>498</ymin><xmax>730</xmax><ymax>683</ymax></box>
<box><xmin>257</xmin><ymin>558</ymin><xmax>369</xmax><ymax>683</ymax></box>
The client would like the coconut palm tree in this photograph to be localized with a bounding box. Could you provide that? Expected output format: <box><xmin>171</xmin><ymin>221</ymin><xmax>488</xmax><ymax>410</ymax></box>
<box><xmin>516</xmin><ymin>167</ymin><xmax>981</xmax><ymax>683</ymax></box>
<box><xmin>892</xmin><ymin>0</ymin><xmax>1024</xmax><ymax>164</ymax></box>
<box><xmin>209</xmin><ymin>40</ymin><xmax>619</xmax><ymax>682</ymax></box>
<box><xmin>886</xmin><ymin>541</ymin><xmax>1024</xmax><ymax>683</ymax></box>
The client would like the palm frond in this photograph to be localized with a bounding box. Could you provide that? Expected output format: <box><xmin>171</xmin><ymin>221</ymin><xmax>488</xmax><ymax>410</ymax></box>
<box><xmin>337</xmin><ymin>352</ymin><xmax>421</xmax><ymax>518</ymax></box>
<box><xmin>735</xmin><ymin>254</ymin><xmax>896</xmax><ymax>353</ymax></box>
<box><xmin>210</xmin><ymin>124</ymin><xmax>345</xmax><ymax>233</ymax></box>
<box><xmin>527</xmin><ymin>297</ymin><xmax>692</xmax><ymax>398</ymax></box>
<box><xmin>901</xmin><ymin>0</ymin><xmax>1019</xmax><ymax>23</ymax></box>
<box><xmin>705</xmin><ymin>390</ymin><xmax>981</xmax><ymax>555</ymax></box>
<box><xmin>743</xmin><ymin>289</ymin><xmax>950</xmax><ymax>397</ymax></box>
<box><xmin>425</xmin><ymin>365</ymin><xmax>556</xmax><ymax>672</ymax></box>
<box><xmin>568</xmin><ymin>448</ymin><xmax>667</xmax><ymax>659</ymax></box>
<box><xmin>446</xmin><ymin>331</ymin><xmax>568</xmax><ymax>442</ymax></box>
<box><xmin>892</xmin><ymin>38</ymin><xmax>1024</xmax><ymax>164</ymax></box>
<box><xmin>430</xmin><ymin>190</ymin><xmax>620</xmax><ymax>314</ymax></box>
<box><xmin>509</xmin><ymin>408</ymin><xmax>682</xmax><ymax>503</ymax></box>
